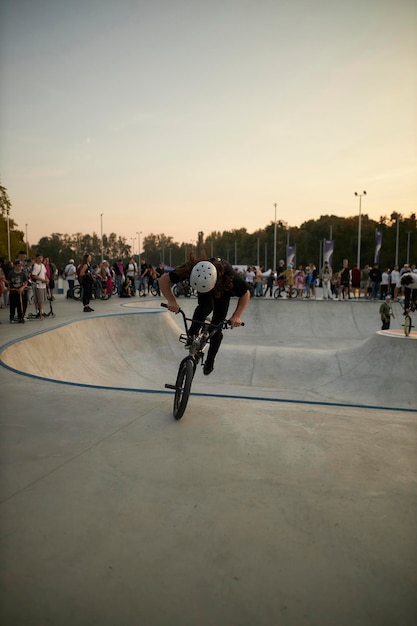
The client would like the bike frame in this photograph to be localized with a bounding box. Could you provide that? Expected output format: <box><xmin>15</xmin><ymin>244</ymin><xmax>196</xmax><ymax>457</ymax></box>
<box><xmin>161</xmin><ymin>303</ymin><xmax>242</xmax><ymax>419</ymax></box>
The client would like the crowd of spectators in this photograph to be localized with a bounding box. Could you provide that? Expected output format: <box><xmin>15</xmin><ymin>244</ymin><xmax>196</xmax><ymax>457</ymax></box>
<box><xmin>233</xmin><ymin>260</ymin><xmax>417</xmax><ymax>302</ymax></box>
<box><xmin>1</xmin><ymin>253</ymin><xmax>416</xmax><ymax>324</ymax></box>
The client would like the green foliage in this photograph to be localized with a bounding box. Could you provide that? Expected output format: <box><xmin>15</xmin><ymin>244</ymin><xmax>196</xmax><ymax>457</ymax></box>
<box><xmin>0</xmin><ymin>176</ymin><xmax>416</xmax><ymax>269</ymax></box>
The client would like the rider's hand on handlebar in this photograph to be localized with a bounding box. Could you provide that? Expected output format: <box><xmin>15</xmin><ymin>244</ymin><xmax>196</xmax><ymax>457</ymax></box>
<box><xmin>229</xmin><ymin>314</ymin><xmax>243</xmax><ymax>328</ymax></box>
<box><xmin>166</xmin><ymin>298</ymin><xmax>180</xmax><ymax>314</ymax></box>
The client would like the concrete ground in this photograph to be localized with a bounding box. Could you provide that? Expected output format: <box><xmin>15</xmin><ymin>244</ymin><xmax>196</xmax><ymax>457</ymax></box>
<box><xmin>0</xmin><ymin>290</ymin><xmax>416</xmax><ymax>626</ymax></box>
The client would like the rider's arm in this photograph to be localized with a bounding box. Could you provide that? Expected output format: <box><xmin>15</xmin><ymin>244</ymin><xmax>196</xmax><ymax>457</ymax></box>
<box><xmin>229</xmin><ymin>290</ymin><xmax>250</xmax><ymax>328</ymax></box>
<box><xmin>159</xmin><ymin>272</ymin><xmax>180</xmax><ymax>313</ymax></box>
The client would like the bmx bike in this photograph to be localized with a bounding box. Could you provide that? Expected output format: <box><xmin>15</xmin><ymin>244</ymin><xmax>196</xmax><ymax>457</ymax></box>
<box><xmin>399</xmin><ymin>299</ymin><xmax>416</xmax><ymax>336</ymax></box>
<box><xmin>273</xmin><ymin>280</ymin><xmax>297</xmax><ymax>299</ymax></box>
<box><xmin>161</xmin><ymin>303</ymin><xmax>244</xmax><ymax>420</ymax></box>
<box><xmin>172</xmin><ymin>279</ymin><xmax>195</xmax><ymax>298</ymax></box>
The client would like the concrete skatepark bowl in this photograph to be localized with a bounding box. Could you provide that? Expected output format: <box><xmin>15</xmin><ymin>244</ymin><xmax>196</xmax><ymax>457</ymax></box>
<box><xmin>0</xmin><ymin>296</ymin><xmax>416</xmax><ymax>625</ymax></box>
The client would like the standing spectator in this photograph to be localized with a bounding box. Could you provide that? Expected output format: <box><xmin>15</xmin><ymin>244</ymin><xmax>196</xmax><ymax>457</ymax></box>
<box><xmin>264</xmin><ymin>270</ymin><xmax>274</xmax><ymax>297</ymax></box>
<box><xmin>306</xmin><ymin>263</ymin><xmax>318</xmax><ymax>298</ymax></box>
<box><xmin>1</xmin><ymin>257</ymin><xmax>12</xmax><ymax>307</ymax></box>
<box><xmin>79</xmin><ymin>253</ymin><xmax>94</xmax><ymax>313</ymax></box>
<box><xmin>379</xmin><ymin>295</ymin><xmax>395</xmax><ymax>330</ymax></box>
<box><xmin>113</xmin><ymin>259</ymin><xmax>125</xmax><ymax>296</ymax></box>
<box><xmin>63</xmin><ymin>258</ymin><xmax>77</xmax><ymax>299</ymax></box>
<box><xmin>350</xmin><ymin>264</ymin><xmax>362</xmax><ymax>299</ymax></box>
<box><xmin>321</xmin><ymin>261</ymin><xmax>333</xmax><ymax>300</ymax></box>
<box><xmin>30</xmin><ymin>253</ymin><xmax>48</xmax><ymax>319</ymax></box>
<box><xmin>245</xmin><ymin>266</ymin><xmax>255</xmax><ymax>297</ymax></box>
<box><xmin>339</xmin><ymin>259</ymin><xmax>351</xmax><ymax>300</ymax></box>
<box><xmin>361</xmin><ymin>264</ymin><xmax>371</xmax><ymax>299</ymax></box>
<box><xmin>0</xmin><ymin>263</ymin><xmax>6</xmax><ymax>309</ymax></box>
<box><xmin>154</xmin><ymin>262</ymin><xmax>165</xmax><ymax>296</ymax></box>
<box><xmin>390</xmin><ymin>264</ymin><xmax>401</xmax><ymax>301</ymax></box>
<box><xmin>125</xmin><ymin>257</ymin><xmax>138</xmax><ymax>295</ymax></box>
<box><xmin>44</xmin><ymin>257</ymin><xmax>57</xmax><ymax>300</ymax></box>
<box><xmin>17</xmin><ymin>250</ymin><xmax>31</xmax><ymax>316</ymax></box>
<box><xmin>139</xmin><ymin>257</ymin><xmax>150</xmax><ymax>295</ymax></box>
<box><xmin>254</xmin><ymin>266</ymin><xmax>264</xmax><ymax>297</ymax></box>
<box><xmin>6</xmin><ymin>260</ymin><xmax>28</xmax><ymax>323</ymax></box>
<box><xmin>369</xmin><ymin>263</ymin><xmax>382</xmax><ymax>300</ymax></box>
<box><xmin>332</xmin><ymin>272</ymin><xmax>340</xmax><ymax>300</ymax></box>
<box><xmin>294</xmin><ymin>265</ymin><xmax>305</xmax><ymax>298</ymax></box>
<box><xmin>380</xmin><ymin>268</ymin><xmax>391</xmax><ymax>300</ymax></box>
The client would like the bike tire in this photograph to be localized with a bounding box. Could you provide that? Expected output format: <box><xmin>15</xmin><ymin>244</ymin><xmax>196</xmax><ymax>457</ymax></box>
<box><xmin>173</xmin><ymin>358</ymin><xmax>194</xmax><ymax>420</ymax></box>
<box><xmin>290</xmin><ymin>286</ymin><xmax>298</xmax><ymax>298</ymax></box>
<box><xmin>404</xmin><ymin>315</ymin><xmax>412</xmax><ymax>337</ymax></box>
<box><xmin>150</xmin><ymin>285</ymin><xmax>159</xmax><ymax>296</ymax></box>
<box><xmin>273</xmin><ymin>287</ymin><xmax>280</xmax><ymax>299</ymax></box>
<box><xmin>73</xmin><ymin>285</ymin><xmax>81</xmax><ymax>300</ymax></box>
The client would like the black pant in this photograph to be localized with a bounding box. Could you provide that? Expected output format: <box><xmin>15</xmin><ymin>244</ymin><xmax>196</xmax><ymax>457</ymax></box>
<box><xmin>189</xmin><ymin>292</ymin><xmax>230</xmax><ymax>363</ymax></box>
<box><xmin>404</xmin><ymin>286</ymin><xmax>417</xmax><ymax>311</ymax></box>
<box><xmin>82</xmin><ymin>280</ymin><xmax>93</xmax><ymax>307</ymax></box>
<box><xmin>10</xmin><ymin>291</ymin><xmax>24</xmax><ymax>320</ymax></box>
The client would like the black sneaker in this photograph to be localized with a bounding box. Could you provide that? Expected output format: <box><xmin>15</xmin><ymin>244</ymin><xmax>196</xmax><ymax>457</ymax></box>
<box><xmin>203</xmin><ymin>360</ymin><xmax>214</xmax><ymax>376</ymax></box>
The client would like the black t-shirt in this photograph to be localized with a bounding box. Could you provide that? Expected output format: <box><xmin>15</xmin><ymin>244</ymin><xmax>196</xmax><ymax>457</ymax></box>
<box><xmin>7</xmin><ymin>270</ymin><xmax>26</xmax><ymax>290</ymax></box>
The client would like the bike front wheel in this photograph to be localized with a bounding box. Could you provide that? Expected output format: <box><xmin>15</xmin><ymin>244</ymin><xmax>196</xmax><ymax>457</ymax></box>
<box><xmin>403</xmin><ymin>314</ymin><xmax>412</xmax><ymax>337</ymax></box>
<box><xmin>173</xmin><ymin>358</ymin><xmax>195</xmax><ymax>420</ymax></box>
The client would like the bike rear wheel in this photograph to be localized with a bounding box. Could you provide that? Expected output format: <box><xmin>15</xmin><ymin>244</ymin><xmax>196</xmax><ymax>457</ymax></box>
<box><xmin>73</xmin><ymin>285</ymin><xmax>81</xmax><ymax>300</ymax></box>
<box><xmin>173</xmin><ymin>358</ymin><xmax>194</xmax><ymax>420</ymax></box>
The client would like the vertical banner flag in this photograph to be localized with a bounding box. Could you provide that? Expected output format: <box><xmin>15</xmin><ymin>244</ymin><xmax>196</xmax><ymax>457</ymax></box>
<box><xmin>323</xmin><ymin>240</ymin><xmax>334</xmax><ymax>267</ymax></box>
<box><xmin>374</xmin><ymin>230</ymin><xmax>382</xmax><ymax>263</ymax></box>
<box><xmin>286</xmin><ymin>245</ymin><xmax>296</xmax><ymax>268</ymax></box>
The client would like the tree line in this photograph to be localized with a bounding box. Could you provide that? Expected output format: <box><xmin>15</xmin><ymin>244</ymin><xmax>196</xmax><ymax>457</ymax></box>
<box><xmin>1</xmin><ymin>184</ymin><xmax>416</xmax><ymax>271</ymax></box>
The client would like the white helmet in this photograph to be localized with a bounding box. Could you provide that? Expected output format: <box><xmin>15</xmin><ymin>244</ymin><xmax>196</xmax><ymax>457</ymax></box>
<box><xmin>190</xmin><ymin>261</ymin><xmax>217</xmax><ymax>293</ymax></box>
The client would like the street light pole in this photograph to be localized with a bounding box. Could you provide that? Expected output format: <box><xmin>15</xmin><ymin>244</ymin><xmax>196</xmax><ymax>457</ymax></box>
<box><xmin>395</xmin><ymin>215</ymin><xmax>400</xmax><ymax>266</ymax></box>
<box><xmin>6</xmin><ymin>208</ymin><xmax>11</xmax><ymax>261</ymax></box>
<box><xmin>25</xmin><ymin>224</ymin><xmax>29</xmax><ymax>257</ymax></box>
<box><xmin>100</xmin><ymin>213</ymin><xmax>104</xmax><ymax>262</ymax></box>
<box><xmin>406</xmin><ymin>231</ymin><xmax>412</xmax><ymax>264</ymax></box>
<box><xmin>354</xmin><ymin>191</ymin><xmax>366</xmax><ymax>268</ymax></box>
<box><xmin>136</xmin><ymin>231</ymin><xmax>142</xmax><ymax>264</ymax></box>
<box><xmin>273</xmin><ymin>203</ymin><xmax>277</xmax><ymax>276</ymax></box>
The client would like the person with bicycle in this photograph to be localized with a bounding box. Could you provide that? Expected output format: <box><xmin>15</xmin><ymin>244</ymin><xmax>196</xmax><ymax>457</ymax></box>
<box><xmin>159</xmin><ymin>256</ymin><xmax>250</xmax><ymax>375</ymax></box>
<box><xmin>400</xmin><ymin>272</ymin><xmax>417</xmax><ymax>313</ymax></box>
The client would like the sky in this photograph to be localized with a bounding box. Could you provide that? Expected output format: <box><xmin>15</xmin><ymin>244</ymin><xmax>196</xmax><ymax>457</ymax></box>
<box><xmin>1</xmin><ymin>0</ymin><xmax>416</xmax><ymax>251</ymax></box>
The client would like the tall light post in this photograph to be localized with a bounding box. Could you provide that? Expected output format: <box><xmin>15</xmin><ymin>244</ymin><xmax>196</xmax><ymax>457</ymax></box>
<box><xmin>395</xmin><ymin>215</ymin><xmax>400</xmax><ymax>265</ymax></box>
<box><xmin>273</xmin><ymin>203</ymin><xmax>277</xmax><ymax>276</ymax></box>
<box><xmin>406</xmin><ymin>231</ymin><xmax>412</xmax><ymax>264</ymax></box>
<box><xmin>137</xmin><ymin>231</ymin><xmax>142</xmax><ymax>261</ymax></box>
<box><xmin>25</xmin><ymin>224</ymin><xmax>29</xmax><ymax>257</ymax></box>
<box><xmin>354</xmin><ymin>191</ymin><xmax>366</xmax><ymax>268</ymax></box>
<box><xmin>100</xmin><ymin>213</ymin><xmax>104</xmax><ymax>262</ymax></box>
<box><xmin>6</xmin><ymin>208</ymin><xmax>11</xmax><ymax>261</ymax></box>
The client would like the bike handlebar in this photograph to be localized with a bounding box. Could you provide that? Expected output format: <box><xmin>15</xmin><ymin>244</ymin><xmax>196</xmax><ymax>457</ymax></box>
<box><xmin>160</xmin><ymin>302</ymin><xmax>245</xmax><ymax>328</ymax></box>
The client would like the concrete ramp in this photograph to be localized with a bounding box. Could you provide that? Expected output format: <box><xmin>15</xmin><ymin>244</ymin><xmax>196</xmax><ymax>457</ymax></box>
<box><xmin>1</xmin><ymin>303</ymin><xmax>416</xmax><ymax>411</ymax></box>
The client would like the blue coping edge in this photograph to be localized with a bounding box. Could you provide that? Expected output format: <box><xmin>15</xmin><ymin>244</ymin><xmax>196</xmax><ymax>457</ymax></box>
<box><xmin>1</xmin><ymin>309</ymin><xmax>416</xmax><ymax>414</ymax></box>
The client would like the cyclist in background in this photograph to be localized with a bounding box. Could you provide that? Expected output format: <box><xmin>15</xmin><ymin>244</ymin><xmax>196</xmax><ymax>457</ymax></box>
<box><xmin>159</xmin><ymin>256</ymin><xmax>250</xmax><ymax>375</ymax></box>
<box><xmin>400</xmin><ymin>272</ymin><xmax>417</xmax><ymax>313</ymax></box>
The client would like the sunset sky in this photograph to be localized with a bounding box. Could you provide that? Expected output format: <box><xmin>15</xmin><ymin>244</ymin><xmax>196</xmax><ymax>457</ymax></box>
<box><xmin>1</xmin><ymin>0</ymin><xmax>416</xmax><ymax>251</ymax></box>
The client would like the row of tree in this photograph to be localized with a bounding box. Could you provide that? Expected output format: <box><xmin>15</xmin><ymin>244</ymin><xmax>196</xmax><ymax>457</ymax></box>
<box><xmin>1</xmin><ymin>184</ymin><xmax>416</xmax><ymax>271</ymax></box>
